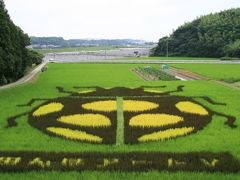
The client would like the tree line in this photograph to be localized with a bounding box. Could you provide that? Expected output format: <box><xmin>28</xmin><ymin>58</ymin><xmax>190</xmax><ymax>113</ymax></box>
<box><xmin>0</xmin><ymin>0</ymin><xmax>43</xmax><ymax>85</ymax></box>
<box><xmin>152</xmin><ymin>8</ymin><xmax>240</xmax><ymax>58</ymax></box>
<box><xmin>30</xmin><ymin>37</ymin><xmax>147</xmax><ymax>48</ymax></box>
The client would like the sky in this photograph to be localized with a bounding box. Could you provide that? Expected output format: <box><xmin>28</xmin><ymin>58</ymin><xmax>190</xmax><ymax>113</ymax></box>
<box><xmin>4</xmin><ymin>0</ymin><xmax>240</xmax><ymax>42</ymax></box>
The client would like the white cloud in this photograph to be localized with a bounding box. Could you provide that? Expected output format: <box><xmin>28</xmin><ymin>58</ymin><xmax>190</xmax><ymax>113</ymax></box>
<box><xmin>4</xmin><ymin>0</ymin><xmax>240</xmax><ymax>41</ymax></box>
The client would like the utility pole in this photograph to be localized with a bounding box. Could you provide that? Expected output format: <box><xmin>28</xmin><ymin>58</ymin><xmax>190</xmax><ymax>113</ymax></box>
<box><xmin>105</xmin><ymin>47</ymin><xmax>107</xmax><ymax>60</ymax></box>
<box><xmin>166</xmin><ymin>39</ymin><xmax>169</xmax><ymax>59</ymax></box>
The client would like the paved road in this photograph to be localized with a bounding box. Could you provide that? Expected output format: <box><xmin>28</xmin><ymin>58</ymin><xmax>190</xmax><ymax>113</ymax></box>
<box><xmin>0</xmin><ymin>60</ymin><xmax>48</xmax><ymax>90</ymax></box>
<box><xmin>52</xmin><ymin>59</ymin><xmax>240</xmax><ymax>64</ymax></box>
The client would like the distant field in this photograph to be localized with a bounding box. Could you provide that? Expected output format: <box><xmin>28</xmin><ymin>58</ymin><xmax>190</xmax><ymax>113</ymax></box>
<box><xmin>34</xmin><ymin>46</ymin><xmax>118</xmax><ymax>54</ymax></box>
<box><xmin>0</xmin><ymin>63</ymin><xmax>239</xmax><ymax>179</ymax></box>
<box><xmin>172</xmin><ymin>64</ymin><xmax>240</xmax><ymax>83</ymax></box>
<box><xmin>119</xmin><ymin>56</ymin><xmax>219</xmax><ymax>60</ymax></box>
<box><xmin>35</xmin><ymin>46</ymin><xmax>220</xmax><ymax>61</ymax></box>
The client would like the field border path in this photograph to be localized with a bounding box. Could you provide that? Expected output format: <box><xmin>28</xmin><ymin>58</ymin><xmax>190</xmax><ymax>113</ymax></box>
<box><xmin>116</xmin><ymin>97</ymin><xmax>124</xmax><ymax>146</ymax></box>
<box><xmin>213</xmin><ymin>80</ymin><xmax>240</xmax><ymax>90</ymax></box>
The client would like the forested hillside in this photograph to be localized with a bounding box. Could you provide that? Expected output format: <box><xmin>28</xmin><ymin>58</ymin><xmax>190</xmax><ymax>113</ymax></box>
<box><xmin>0</xmin><ymin>0</ymin><xmax>43</xmax><ymax>85</ymax></box>
<box><xmin>30</xmin><ymin>37</ymin><xmax>147</xmax><ymax>48</ymax></box>
<box><xmin>152</xmin><ymin>8</ymin><xmax>240</xmax><ymax>58</ymax></box>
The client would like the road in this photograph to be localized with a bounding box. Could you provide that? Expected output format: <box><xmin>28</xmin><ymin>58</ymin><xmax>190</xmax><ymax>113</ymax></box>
<box><xmin>51</xmin><ymin>59</ymin><xmax>240</xmax><ymax>64</ymax></box>
<box><xmin>0</xmin><ymin>60</ymin><xmax>48</xmax><ymax>90</ymax></box>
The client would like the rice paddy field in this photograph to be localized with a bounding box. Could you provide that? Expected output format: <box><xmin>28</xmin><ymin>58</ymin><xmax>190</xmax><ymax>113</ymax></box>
<box><xmin>35</xmin><ymin>46</ymin><xmax>118</xmax><ymax>54</ymax></box>
<box><xmin>0</xmin><ymin>63</ymin><xmax>240</xmax><ymax>179</ymax></box>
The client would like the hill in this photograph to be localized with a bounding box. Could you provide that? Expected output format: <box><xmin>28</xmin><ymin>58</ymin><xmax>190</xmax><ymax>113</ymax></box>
<box><xmin>152</xmin><ymin>8</ymin><xmax>240</xmax><ymax>58</ymax></box>
<box><xmin>0</xmin><ymin>0</ymin><xmax>43</xmax><ymax>85</ymax></box>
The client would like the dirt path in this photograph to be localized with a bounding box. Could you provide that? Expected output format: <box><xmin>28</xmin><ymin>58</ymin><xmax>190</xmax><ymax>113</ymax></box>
<box><xmin>0</xmin><ymin>61</ymin><xmax>48</xmax><ymax>90</ymax></box>
<box><xmin>213</xmin><ymin>80</ymin><xmax>240</xmax><ymax>90</ymax></box>
<box><xmin>233</xmin><ymin>82</ymin><xmax>240</xmax><ymax>88</ymax></box>
<box><xmin>166</xmin><ymin>67</ymin><xmax>209</xmax><ymax>80</ymax></box>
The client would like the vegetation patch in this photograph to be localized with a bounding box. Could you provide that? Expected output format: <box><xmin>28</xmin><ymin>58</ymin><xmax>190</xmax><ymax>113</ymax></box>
<box><xmin>176</xmin><ymin>101</ymin><xmax>209</xmax><ymax>116</ymax></box>
<box><xmin>123</xmin><ymin>100</ymin><xmax>159</xmax><ymax>112</ymax></box>
<box><xmin>7</xmin><ymin>86</ymin><xmax>236</xmax><ymax>145</ymax></box>
<box><xmin>144</xmin><ymin>89</ymin><xmax>162</xmax><ymax>93</ymax></box>
<box><xmin>123</xmin><ymin>95</ymin><xmax>236</xmax><ymax>144</ymax></box>
<box><xmin>82</xmin><ymin>100</ymin><xmax>159</xmax><ymax>112</ymax></box>
<box><xmin>26</xmin><ymin>97</ymin><xmax>117</xmax><ymax>144</ymax></box>
<box><xmin>78</xmin><ymin>90</ymin><xmax>96</xmax><ymax>94</ymax></box>
<box><xmin>129</xmin><ymin>114</ymin><xmax>183</xmax><ymax>127</ymax></box>
<box><xmin>58</xmin><ymin>114</ymin><xmax>111</xmax><ymax>127</ymax></box>
<box><xmin>82</xmin><ymin>100</ymin><xmax>117</xmax><ymax>112</ymax></box>
<box><xmin>132</xmin><ymin>68</ymin><xmax>158</xmax><ymax>81</ymax></box>
<box><xmin>47</xmin><ymin>127</ymin><xmax>103</xmax><ymax>143</ymax></box>
<box><xmin>0</xmin><ymin>151</ymin><xmax>239</xmax><ymax>172</ymax></box>
<box><xmin>4</xmin><ymin>85</ymin><xmax>238</xmax><ymax>173</ymax></box>
<box><xmin>138</xmin><ymin>127</ymin><xmax>194</xmax><ymax>142</ymax></box>
<box><xmin>135</xmin><ymin>66</ymin><xmax>178</xmax><ymax>81</ymax></box>
<box><xmin>33</xmin><ymin>102</ymin><xmax>64</xmax><ymax>116</ymax></box>
<box><xmin>220</xmin><ymin>78</ymin><xmax>240</xmax><ymax>84</ymax></box>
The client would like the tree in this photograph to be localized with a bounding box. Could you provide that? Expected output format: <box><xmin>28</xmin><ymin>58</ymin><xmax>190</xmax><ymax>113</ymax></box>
<box><xmin>225</xmin><ymin>40</ymin><xmax>240</xmax><ymax>57</ymax></box>
<box><xmin>0</xmin><ymin>0</ymin><xmax>43</xmax><ymax>85</ymax></box>
<box><xmin>152</xmin><ymin>8</ymin><xmax>240</xmax><ymax>58</ymax></box>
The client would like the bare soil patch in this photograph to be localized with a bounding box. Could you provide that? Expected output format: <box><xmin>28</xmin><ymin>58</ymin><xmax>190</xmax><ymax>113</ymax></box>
<box><xmin>167</xmin><ymin>67</ymin><xmax>209</xmax><ymax>80</ymax></box>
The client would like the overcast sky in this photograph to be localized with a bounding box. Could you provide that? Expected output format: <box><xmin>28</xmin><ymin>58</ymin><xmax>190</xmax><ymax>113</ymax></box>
<box><xmin>4</xmin><ymin>0</ymin><xmax>240</xmax><ymax>42</ymax></box>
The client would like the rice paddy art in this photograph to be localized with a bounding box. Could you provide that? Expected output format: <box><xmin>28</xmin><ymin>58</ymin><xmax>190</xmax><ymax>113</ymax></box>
<box><xmin>4</xmin><ymin>85</ymin><xmax>239</xmax><ymax>172</ymax></box>
<box><xmin>7</xmin><ymin>85</ymin><xmax>236</xmax><ymax>144</ymax></box>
